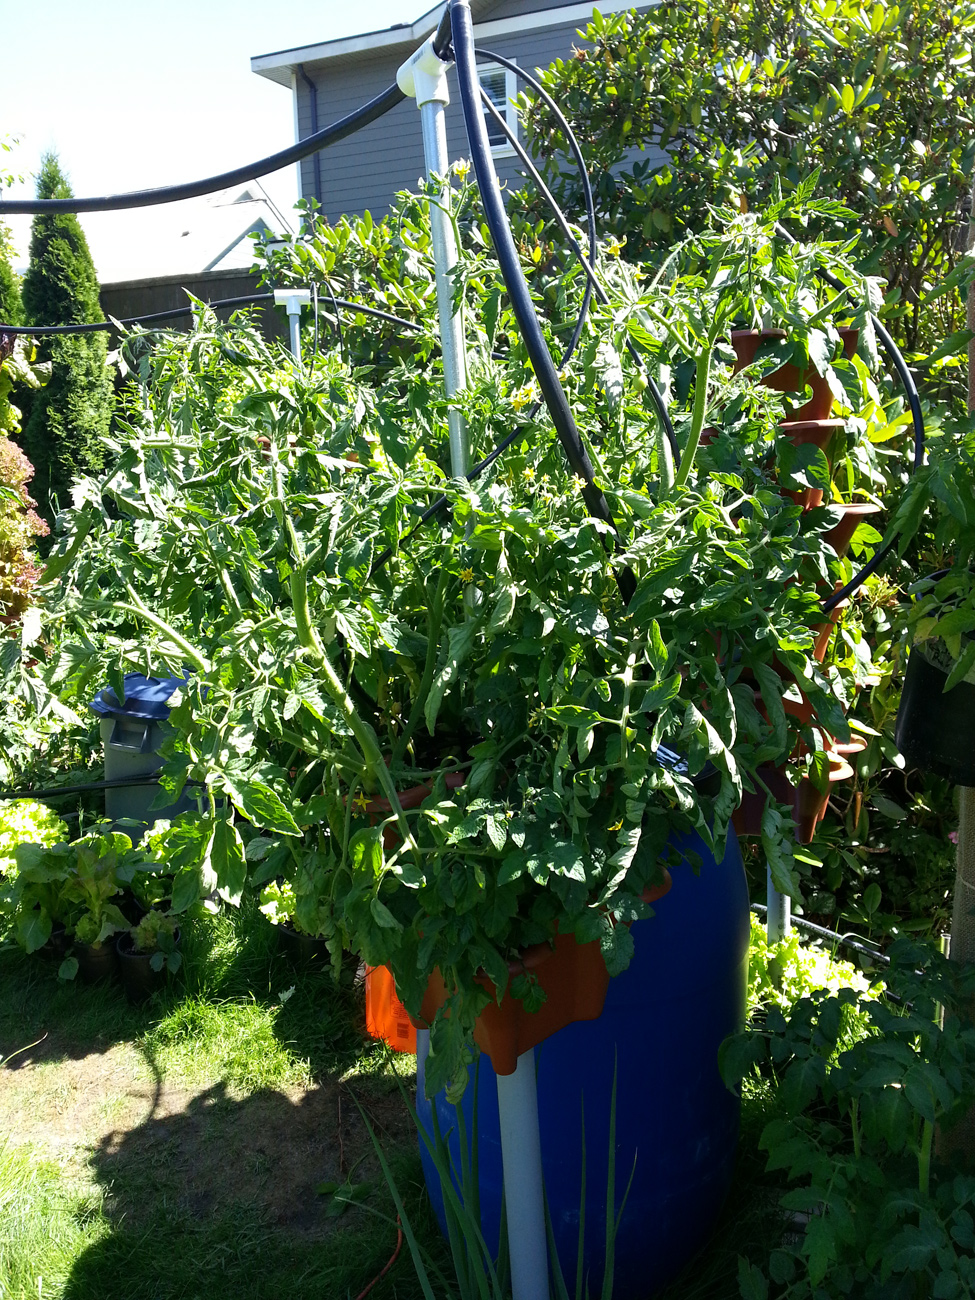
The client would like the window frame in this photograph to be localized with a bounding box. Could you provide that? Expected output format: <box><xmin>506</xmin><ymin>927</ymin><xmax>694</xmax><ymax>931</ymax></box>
<box><xmin>477</xmin><ymin>61</ymin><xmax>519</xmax><ymax>159</ymax></box>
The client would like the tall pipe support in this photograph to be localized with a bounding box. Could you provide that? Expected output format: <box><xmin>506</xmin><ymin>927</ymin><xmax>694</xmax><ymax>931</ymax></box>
<box><xmin>397</xmin><ymin>36</ymin><xmax>471</xmax><ymax>480</ymax></box>
<box><xmin>767</xmin><ymin>868</ymin><xmax>791</xmax><ymax>944</ymax></box>
<box><xmin>496</xmin><ymin>1049</ymin><xmax>550</xmax><ymax>1300</ymax></box>
<box><xmin>274</xmin><ymin>288</ymin><xmax>311</xmax><ymax>366</ymax></box>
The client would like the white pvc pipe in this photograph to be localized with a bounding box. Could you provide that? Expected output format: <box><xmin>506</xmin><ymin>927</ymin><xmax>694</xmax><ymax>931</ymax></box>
<box><xmin>287</xmin><ymin>305</ymin><xmax>302</xmax><ymax>366</ymax></box>
<box><xmin>496</xmin><ymin>1049</ymin><xmax>549</xmax><ymax>1300</ymax></box>
<box><xmin>419</xmin><ymin>97</ymin><xmax>471</xmax><ymax>480</ymax></box>
<box><xmin>767</xmin><ymin>866</ymin><xmax>791</xmax><ymax>943</ymax></box>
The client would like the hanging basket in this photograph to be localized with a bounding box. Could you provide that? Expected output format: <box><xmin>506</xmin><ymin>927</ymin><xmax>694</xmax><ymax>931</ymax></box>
<box><xmin>895</xmin><ymin>641</ymin><xmax>975</xmax><ymax>786</ymax></box>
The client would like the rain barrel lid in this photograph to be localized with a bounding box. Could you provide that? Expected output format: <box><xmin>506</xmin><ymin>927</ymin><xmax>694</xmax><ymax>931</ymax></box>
<box><xmin>654</xmin><ymin>743</ymin><xmax>721</xmax><ymax>797</ymax></box>
<box><xmin>90</xmin><ymin>672</ymin><xmax>190</xmax><ymax>722</ymax></box>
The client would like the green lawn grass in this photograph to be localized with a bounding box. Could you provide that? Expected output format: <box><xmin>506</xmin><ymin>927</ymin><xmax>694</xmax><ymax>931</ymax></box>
<box><xmin>0</xmin><ymin>902</ymin><xmax>784</xmax><ymax>1300</ymax></box>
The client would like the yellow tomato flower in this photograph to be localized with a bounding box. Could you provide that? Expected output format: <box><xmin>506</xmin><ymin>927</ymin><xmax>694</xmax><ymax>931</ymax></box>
<box><xmin>460</xmin><ymin>567</ymin><xmax>475</xmax><ymax>585</ymax></box>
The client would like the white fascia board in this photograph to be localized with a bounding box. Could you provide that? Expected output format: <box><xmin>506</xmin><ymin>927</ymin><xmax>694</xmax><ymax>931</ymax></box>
<box><xmin>474</xmin><ymin>1</ymin><xmax>654</xmax><ymax>45</ymax></box>
<box><xmin>290</xmin><ymin>70</ymin><xmax>302</xmax><ymax>191</ymax></box>
<box><xmin>252</xmin><ymin>2</ymin><xmax>654</xmax><ymax>86</ymax></box>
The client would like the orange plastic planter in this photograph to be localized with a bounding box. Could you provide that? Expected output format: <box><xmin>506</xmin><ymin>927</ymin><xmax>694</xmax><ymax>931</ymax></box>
<box><xmin>364</xmin><ymin>964</ymin><xmax>417</xmax><ymax>1054</ymax></box>
<box><xmin>409</xmin><ymin>875</ymin><xmax>673</xmax><ymax>1077</ymax></box>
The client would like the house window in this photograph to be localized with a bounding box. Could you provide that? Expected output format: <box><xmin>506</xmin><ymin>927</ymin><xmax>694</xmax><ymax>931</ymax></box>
<box><xmin>478</xmin><ymin>63</ymin><xmax>518</xmax><ymax>157</ymax></box>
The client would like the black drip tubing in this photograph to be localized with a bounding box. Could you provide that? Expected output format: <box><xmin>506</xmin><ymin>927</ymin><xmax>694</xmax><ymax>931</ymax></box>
<box><xmin>1</xmin><ymin>293</ymin><xmax>427</xmax><ymax>338</ymax></box>
<box><xmin>0</xmin><ymin>83</ymin><xmax>406</xmax><ymax>215</ymax></box>
<box><xmin>750</xmin><ymin>902</ymin><xmax>889</xmax><ymax>965</ymax></box>
<box><xmin>0</xmin><ymin>774</ymin><xmax>205</xmax><ymax>801</ymax></box>
<box><xmin>473</xmin><ymin>46</ymin><xmax>678</xmax><ymax>462</ymax></box>
<box><xmin>451</xmin><ymin>0</ymin><xmax>636</xmax><ymax>602</ymax></box>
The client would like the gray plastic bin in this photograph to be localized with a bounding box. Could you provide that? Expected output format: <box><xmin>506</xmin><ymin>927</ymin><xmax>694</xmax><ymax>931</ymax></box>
<box><xmin>90</xmin><ymin>672</ymin><xmax>196</xmax><ymax>840</ymax></box>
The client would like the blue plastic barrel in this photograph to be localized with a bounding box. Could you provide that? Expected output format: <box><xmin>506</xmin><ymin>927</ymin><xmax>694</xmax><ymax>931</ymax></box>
<box><xmin>416</xmin><ymin>826</ymin><xmax>749</xmax><ymax>1297</ymax></box>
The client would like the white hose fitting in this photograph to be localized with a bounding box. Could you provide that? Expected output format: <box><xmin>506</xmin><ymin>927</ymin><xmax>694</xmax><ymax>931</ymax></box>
<box><xmin>397</xmin><ymin>35</ymin><xmax>452</xmax><ymax>107</ymax></box>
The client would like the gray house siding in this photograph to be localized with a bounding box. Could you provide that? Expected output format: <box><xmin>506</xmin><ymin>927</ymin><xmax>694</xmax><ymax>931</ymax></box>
<box><xmin>481</xmin><ymin>0</ymin><xmax>596</xmax><ymax>20</ymax></box>
<box><xmin>295</xmin><ymin>16</ymin><xmax>613</xmax><ymax>223</ymax></box>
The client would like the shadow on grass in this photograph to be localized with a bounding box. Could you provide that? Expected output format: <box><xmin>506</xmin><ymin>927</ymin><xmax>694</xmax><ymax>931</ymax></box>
<box><xmin>0</xmin><ymin>898</ymin><xmax>375</xmax><ymax>1079</ymax></box>
<box><xmin>3</xmin><ymin>900</ymin><xmax>444</xmax><ymax>1300</ymax></box>
<box><xmin>0</xmin><ymin>942</ymin><xmax>147</xmax><ymax>1069</ymax></box>
<box><xmin>62</xmin><ymin>1070</ymin><xmax>437</xmax><ymax>1300</ymax></box>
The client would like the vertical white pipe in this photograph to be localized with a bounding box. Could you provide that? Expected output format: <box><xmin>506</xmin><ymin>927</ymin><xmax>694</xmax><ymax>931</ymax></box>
<box><xmin>401</xmin><ymin>42</ymin><xmax>546</xmax><ymax>1300</ymax></box>
<box><xmin>288</xmin><ymin>305</ymin><xmax>302</xmax><ymax>366</ymax></box>
<box><xmin>419</xmin><ymin>97</ymin><xmax>470</xmax><ymax>479</ymax></box>
<box><xmin>767</xmin><ymin>867</ymin><xmax>790</xmax><ymax>943</ymax></box>
<box><xmin>496</xmin><ymin>1049</ymin><xmax>549</xmax><ymax>1300</ymax></box>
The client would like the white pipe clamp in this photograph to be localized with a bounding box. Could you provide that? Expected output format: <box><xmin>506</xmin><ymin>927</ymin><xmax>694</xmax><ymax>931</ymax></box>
<box><xmin>397</xmin><ymin>35</ymin><xmax>452</xmax><ymax>107</ymax></box>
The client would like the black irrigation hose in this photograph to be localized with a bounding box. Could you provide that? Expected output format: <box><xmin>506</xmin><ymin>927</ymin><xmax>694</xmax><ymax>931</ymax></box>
<box><xmin>452</xmin><ymin>0</ymin><xmax>636</xmax><ymax>602</ymax></box>
<box><xmin>1</xmin><ymin>293</ymin><xmax>427</xmax><ymax>338</ymax></box>
<box><xmin>0</xmin><ymin>775</ymin><xmax>205</xmax><ymax>801</ymax></box>
<box><xmin>371</xmin><ymin>34</ymin><xmax>611</xmax><ymax>577</ymax></box>
<box><xmin>473</xmin><ymin>45</ymin><xmax>678</xmax><ymax>462</ymax></box>
<box><xmin>750</xmin><ymin>902</ymin><xmax>889</xmax><ymax>965</ymax></box>
<box><xmin>0</xmin><ymin>83</ymin><xmax>406</xmax><ymax>215</ymax></box>
<box><xmin>479</xmin><ymin>92</ymin><xmax>596</xmax><ymax>384</ymax></box>
<box><xmin>475</xmin><ymin>50</ymin><xmax>596</xmax><ymax>383</ymax></box>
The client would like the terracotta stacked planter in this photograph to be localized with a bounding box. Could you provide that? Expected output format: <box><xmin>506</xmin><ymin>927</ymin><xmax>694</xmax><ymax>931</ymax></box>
<box><xmin>729</xmin><ymin>329</ymin><xmax>876</xmax><ymax>845</ymax></box>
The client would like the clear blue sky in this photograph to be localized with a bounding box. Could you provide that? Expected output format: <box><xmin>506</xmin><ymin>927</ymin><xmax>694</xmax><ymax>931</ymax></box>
<box><xmin>1</xmin><ymin>0</ymin><xmax>431</xmax><ymax>277</ymax></box>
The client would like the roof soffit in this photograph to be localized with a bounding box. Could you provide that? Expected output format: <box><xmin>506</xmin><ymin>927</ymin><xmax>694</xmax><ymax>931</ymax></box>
<box><xmin>251</xmin><ymin>1</ymin><xmax>510</xmax><ymax>85</ymax></box>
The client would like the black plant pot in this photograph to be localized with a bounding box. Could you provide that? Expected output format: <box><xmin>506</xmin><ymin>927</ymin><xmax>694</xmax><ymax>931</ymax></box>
<box><xmin>117</xmin><ymin>890</ymin><xmax>149</xmax><ymax>926</ymax></box>
<box><xmin>75</xmin><ymin>939</ymin><xmax>120</xmax><ymax>984</ymax></box>
<box><xmin>276</xmin><ymin>923</ymin><xmax>331</xmax><ymax>970</ymax></box>
<box><xmin>40</xmin><ymin>922</ymin><xmax>69</xmax><ymax>959</ymax></box>
<box><xmin>895</xmin><ymin>644</ymin><xmax>975</xmax><ymax>785</ymax></box>
<box><xmin>116</xmin><ymin>930</ymin><xmax>180</xmax><ymax>1005</ymax></box>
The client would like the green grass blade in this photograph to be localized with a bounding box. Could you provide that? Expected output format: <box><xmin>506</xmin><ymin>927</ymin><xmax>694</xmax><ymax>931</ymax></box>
<box><xmin>391</xmin><ymin>1054</ymin><xmax>502</xmax><ymax>1299</ymax></box>
<box><xmin>544</xmin><ymin>1185</ymin><xmax>572</xmax><ymax>1300</ymax></box>
<box><xmin>600</xmin><ymin>1056</ymin><xmax>618</xmax><ymax>1300</ymax></box>
<box><xmin>348</xmin><ymin>1093</ymin><xmax>439</xmax><ymax>1300</ymax></box>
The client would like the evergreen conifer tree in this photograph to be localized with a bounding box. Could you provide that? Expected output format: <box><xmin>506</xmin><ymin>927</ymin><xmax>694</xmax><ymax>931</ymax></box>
<box><xmin>21</xmin><ymin>153</ymin><xmax>112</xmax><ymax>514</ymax></box>
<box><xmin>0</xmin><ymin>223</ymin><xmax>22</xmax><ymax>326</ymax></box>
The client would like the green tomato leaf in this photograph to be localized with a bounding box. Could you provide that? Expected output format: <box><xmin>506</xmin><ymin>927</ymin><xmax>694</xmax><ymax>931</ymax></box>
<box><xmin>211</xmin><ymin>816</ymin><xmax>247</xmax><ymax>904</ymax></box>
<box><xmin>370</xmin><ymin>896</ymin><xmax>402</xmax><ymax>931</ymax></box>
<box><xmin>228</xmin><ymin>780</ymin><xmax>301</xmax><ymax>837</ymax></box>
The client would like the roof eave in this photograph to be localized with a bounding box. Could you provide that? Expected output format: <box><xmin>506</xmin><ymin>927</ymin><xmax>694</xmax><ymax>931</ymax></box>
<box><xmin>251</xmin><ymin>1</ymin><xmax>443</xmax><ymax>86</ymax></box>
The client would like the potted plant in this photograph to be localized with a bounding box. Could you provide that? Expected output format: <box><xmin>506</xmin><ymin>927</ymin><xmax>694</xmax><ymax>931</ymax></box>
<box><xmin>8</xmin><ymin>826</ymin><xmax>159</xmax><ymax>982</ymax></box>
<box><xmin>0</xmin><ymin>799</ymin><xmax>68</xmax><ymax>948</ymax></box>
<box><xmin>31</xmin><ymin>186</ymin><xmax>889</xmax><ymax>1091</ymax></box>
<box><xmin>116</xmin><ymin>907</ymin><xmax>181</xmax><ymax>1004</ymax></box>
<box><xmin>256</xmin><ymin>849</ymin><xmax>335</xmax><ymax>970</ymax></box>
<box><xmin>895</xmin><ymin>568</ymin><xmax>975</xmax><ymax>784</ymax></box>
